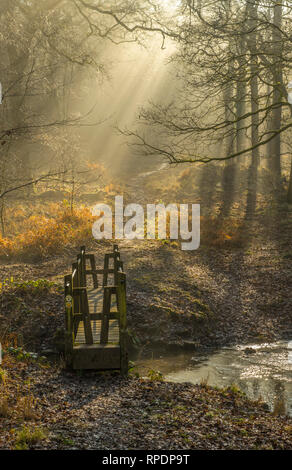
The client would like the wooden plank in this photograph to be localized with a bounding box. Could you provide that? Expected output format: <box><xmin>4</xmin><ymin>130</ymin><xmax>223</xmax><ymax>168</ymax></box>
<box><xmin>74</xmin><ymin>343</ymin><xmax>120</xmax><ymax>350</ymax></box>
<box><xmin>64</xmin><ymin>275</ymin><xmax>74</xmax><ymax>367</ymax></box>
<box><xmin>75</xmin><ymin>249</ymin><xmax>94</xmax><ymax>345</ymax></box>
<box><xmin>73</xmin><ymin>313</ymin><xmax>117</xmax><ymax>322</ymax></box>
<box><xmin>85</xmin><ymin>269</ymin><xmax>115</xmax><ymax>275</ymax></box>
<box><xmin>67</xmin><ymin>245</ymin><xmax>127</xmax><ymax>371</ymax></box>
<box><xmin>79</xmin><ymin>246</ymin><xmax>86</xmax><ymax>287</ymax></box>
<box><xmin>87</xmin><ymin>254</ymin><xmax>98</xmax><ymax>288</ymax></box>
<box><xmin>87</xmin><ymin>287</ymin><xmax>118</xmax><ymax>313</ymax></box>
<box><xmin>72</xmin><ymin>262</ymin><xmax>80</xmax><ymax>315</ymax></box>
<box><xmin>72</xmin><ymin>345</ymin><xmax>120</xmax><ymax>370</ymax></box>
<box><xmin>113</xmin><ymin>246</ymin><xmax>121</xmax><ymax>284</ymax></box>
<box><xmin>103</xmin><ymin>254</ymin><xmax>110</xmax><ymax>286</ymax></box>
<box><xmin>117</xmin><ymin>271</ymin><xmax>128</xmax><ymax>376</ymax></box>
<box><xmin>87</xmin><ymin>287</ymin><xmax>103</xmax><ymax>313</ymax></box>
<box><xmin>80</xmin><ymin>288</ymin><xmax>93</xmax><ymax>345</ymax></box>
<box><xmin>100</xmin><ymin>287</ymin><xmax>111</xmax><ymax>344</ymax></box>
<box><xmin>75</xmin><ymin>320</ymin><xmax>120</xmax><ymax>345</ymax></box>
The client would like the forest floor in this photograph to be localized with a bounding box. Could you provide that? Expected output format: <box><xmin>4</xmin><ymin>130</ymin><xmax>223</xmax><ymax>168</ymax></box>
<box><xmin>0</xmin><ymin>211</ymin><xmax>291</xmax><ymax>450</ymax></box>
<box><xmin>0</xmin><ymin>168</ymin><xmax>292</xmax><ymax>450</ymax></box>
<box><xmin>0</xmin><ymin>353</ymin><xmax>291</xmax><ymax>450</ymax></box>
<box><xmin>0</xmin><ymin>209</ymin><xmax>291</xmax><ymax>354</ymax></box>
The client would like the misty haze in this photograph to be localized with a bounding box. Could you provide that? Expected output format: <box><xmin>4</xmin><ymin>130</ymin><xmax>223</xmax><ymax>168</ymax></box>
<box><xmin>0</xmin><ymin>0</ymin><xmax>291</xmax><ymax>453</ymax></box>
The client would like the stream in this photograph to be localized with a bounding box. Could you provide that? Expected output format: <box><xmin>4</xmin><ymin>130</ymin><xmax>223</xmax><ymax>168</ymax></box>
<box><xmin>136</xmin><ymin>340</ymin><xmax>292</xmax><ymax>416</ymax></box>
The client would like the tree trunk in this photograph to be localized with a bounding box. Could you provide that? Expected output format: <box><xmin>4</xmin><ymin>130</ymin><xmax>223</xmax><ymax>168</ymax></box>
<box><xmin>236</xmin><ymin>37</ymin><xmax>247</xmax><ymax>156</ymax></box>
<box><xmin>288</xmin><ymin>158</ymin><xmax>292</xmax><ymax>204</ymax></box>
<box><xmin>271</xmin><ymin>2</ymin><xmax>283</xmax><ymax>189</ymax></box>
<box><xmin>246</xmin><ymin>0</ymin><xmax>259</xmax><ymax>218</ymax></box>
<box><xmin>220</xmin><ymin>65</ymin><xmax>237</xmax><ymax>217</ymax></box>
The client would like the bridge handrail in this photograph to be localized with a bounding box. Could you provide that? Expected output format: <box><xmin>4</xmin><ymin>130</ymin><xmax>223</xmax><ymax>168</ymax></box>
<box><xmin>64</xmin><ymin>244</ymin><xmax>128</xmax><ymax>373</ymax></box>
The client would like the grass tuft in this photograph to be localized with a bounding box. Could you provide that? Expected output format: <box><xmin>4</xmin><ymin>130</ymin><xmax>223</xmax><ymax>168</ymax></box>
<box><xmin>13</xmin><ymin>425</ymin><xmax>47</xmax><ymax>450</ymax></box>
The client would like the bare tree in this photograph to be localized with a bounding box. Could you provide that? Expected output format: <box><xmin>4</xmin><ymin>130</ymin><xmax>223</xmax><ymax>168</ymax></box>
<box><xmin>121</xmin><ymin>0</ymin><xmax>292</xmax><ymax>202</ymax></box>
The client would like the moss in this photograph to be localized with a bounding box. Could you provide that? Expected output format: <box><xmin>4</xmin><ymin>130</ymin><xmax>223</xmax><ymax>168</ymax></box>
<box><xmin>53</xmin><ymin>433</ymin><xmax>75</xmax><ymax>447</ymax></box>
<box><xmin>13</xmin><ymin>425</ymin><xmax>47</xmax><ymax>450</ymax></box>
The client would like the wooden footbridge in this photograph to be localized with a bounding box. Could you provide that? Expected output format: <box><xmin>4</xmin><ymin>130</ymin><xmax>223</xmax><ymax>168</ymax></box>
<box><xmin>64</xmin><ymin>245</ymin><xmax>128</xmax><ymax>374</ymax></box>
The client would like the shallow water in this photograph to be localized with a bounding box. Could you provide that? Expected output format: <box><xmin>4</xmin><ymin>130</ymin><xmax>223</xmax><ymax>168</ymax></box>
<box><xmin>136</xmin><ymin>340</ymin><xmax>292</xmax><ymax>416</ymax></box>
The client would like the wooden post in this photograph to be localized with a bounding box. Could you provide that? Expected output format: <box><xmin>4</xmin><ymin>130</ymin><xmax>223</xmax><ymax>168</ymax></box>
<box><xmin>117</xmin><ymin>260</ymin><xmax>124</xmax><ymax>272</ymax></box>
<box><xmin>113</xmin><ymin>245</ymin><xmax>120</xmax><ymax>285</ymax></box>
<box><xmin>77</xmin><ymin>247</ymin><xmax>93</xmax><ymax>345</ymax></box>
<box><xmin>103</xmin><ymin>254</ymin><xmax>110</xmax><ymax>286</ymax></box>
<box><xmin>117</xmin><ymin>271</ymin><xmax>128</xmax><ymax>376</ymax></box>
<box><xmin>64</xmin><ymin>275</ymin><xmax>74</xmax><ymax>368</ymax></box>
<box><xmin>72</xmin><ymin>263</ymin><xmax>79</xmax><ymax>337</ymax></box>
<box><xmin>72</xmin><ymin>262</ymin><xmax>79</xmax><ymax>312</ymax></box>
<box><xmin>65</xmin><ymin>245</ymin><xmax>127</xmax><ymax>372</ymax></box>
<box><xmin>79</xmin><ymin>246</ymin><xmax>86</xmax><ymax>288</ymax></box>
<box><xmin>88</xmin><ymin>254</ymin><xmax>98</xmax><ymax>289</ymax></box>
<box><xmin>81</xmin><ymin>287</ymin><xmax>93</xmax><ymax>345</ymax></box>
<box><xmin>100</xmin><ymin>286</ymin><xmax>111</xmax><ymax>344</ymax></box>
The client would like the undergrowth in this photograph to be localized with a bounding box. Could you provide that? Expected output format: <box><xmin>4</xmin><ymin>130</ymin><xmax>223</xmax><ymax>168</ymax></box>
<box><xmin>0</xmin><ymin>202</ymin><xmax>96</xmax><ymax>260</ymax></box>
<box><xmin>13</xmin><ymin>425</ymin><xmax>47</xmax><ymax>450</ymax></box>
<box><xmin>0</xmin><ymin>279</ymin><xmax>63</xmax><ymax>353</ymax></box>
<box><xmin>0</xmin><ymin>198</ymin><xmax>246</xmax><ymax>261</ymax></box>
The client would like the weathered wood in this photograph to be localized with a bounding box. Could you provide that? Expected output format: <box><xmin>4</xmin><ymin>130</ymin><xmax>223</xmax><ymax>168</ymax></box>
<box><xmin>72</xmin><ymin>345</ymin><xmax>120</xmax><ymax>370</ymax></box>
<box><xmin>72</xmin><ymin>262</ymin><xmax>80</xmax><ymax>314</ymax></box>
<box><xmin>117</xmin><ymin>260</ymin><xmax>124</xmax><ymax>272</ymax></box>
<box><xmin>64</xmin><ymin>244</ymin><xmax>127</xmax><ymax>372</ymax></box>
<box><xmin>71</xmin><ymin>264</ymin><xmax>81</xmax><ymax>338</ymax></box>
<box><xmin>100</xmin><ymin>287</ymin><xmax>111</xmax><ymax>344</ymax></box>
<box><xmin>77</xmin><ymin>247</ymin><xmax>93</xmax><ymax>345</ymax></box>
<box><xmin>113</xmin><ymin>246</ymin><xmax>121</xmax><ymax>284</ymax></box>
<box><xmin>77</xmin><ymin>249</ymin><xmax>86</xmax><ymax>288</ymax></box>
<box><xmin>75</xmin><ymin>319</ymin><xmax>119</xmax><ymax>344</ymax></box>
<box><xmin>72</xmin><ymin>287</ymin><xmax>118</xmax><ymax>314</ymax></box>
<box><xmin>85</xmin><ymin>268</ymin><xmax>115</xmax><ymax>275</ymax></box>
<box><xmin>86</xmin><ymin>254</ymin><xmax>98</xmax><ymax>288</ymax></box>
<box><xmin>81</xmin><ymin>288</ymin><xmax>93</xmax><ymax>345</ymax></box>
<box><xmin>117</xmin><ymin>271</ymin><xmax>128</xmax><ymax>376</ymax></box>
<box><xmin>73</xmin><ymin>313</ymin><xmax>118</xmax><ymax>322</ymax></box>
<box><xmin>103</xmin><ymin>254</ymin><xmax>110</xmax><ymax>286</ymax></box>
<box><xmin>64</xmin><ymin>275</ymin><xmax>74</xmax><ymax>368</ymax></box>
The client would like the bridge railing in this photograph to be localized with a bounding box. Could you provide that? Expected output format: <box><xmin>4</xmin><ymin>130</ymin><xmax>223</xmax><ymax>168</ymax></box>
<box><xmin>64</xmin><ymin>244</ymin><xmax>128</xmax><ymax>373</ymax></box>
